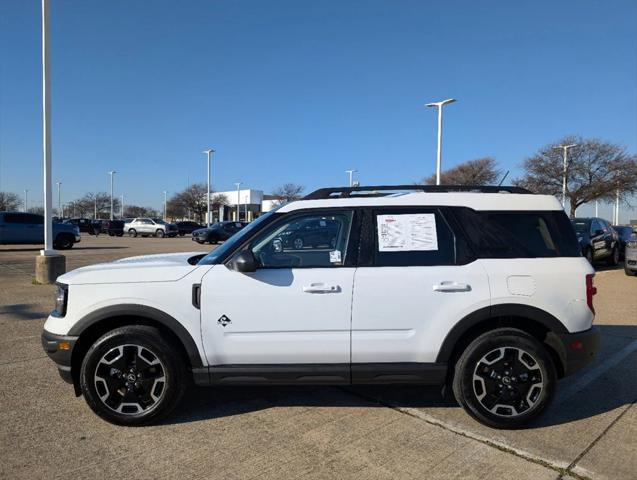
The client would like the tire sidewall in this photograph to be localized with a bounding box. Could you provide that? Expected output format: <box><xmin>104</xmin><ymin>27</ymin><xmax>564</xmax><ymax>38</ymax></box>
<box><xmin>80</xmin><ymin>326</ymin><xmax>185</xmax><ymax>426</ymax></box>
<box><xmin>453</xmin><ymin>329</ymin><xmax>556</xmax><ymax>429</ymax></box>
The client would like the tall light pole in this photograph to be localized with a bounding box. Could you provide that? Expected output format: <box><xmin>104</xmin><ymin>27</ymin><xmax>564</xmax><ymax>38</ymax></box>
<box><xmin>345</xmin><ymin>169</ymin><xmax>357</xmax><ymax>187</ymax></box>
<box><xmin>23</xmin><ymin>189</ymin><xmax>28</xmax><ymax>212</ymax></box>
<box><xmin>121</xmin><ymin>194</ymin><xmax>124</xmax><ymax>218</ymax></box>
<box><xmin>41</xmin><ymin>0</ymin><xmax>54</xmax><ymax>256</ymax></box>
<box><xmin>203</xmin><ymin>149</ymin><xmax>214</xmax><ymax>227</ymax></box>
<box><xmin>425</xmin><ymin>98</ymin><xmax>456</xmax><ymax>185</ymax></box>
<box><xmin>108</xmin><ymin>170</ymin><xmax>116</xmax><ymax>220</ymax></box>
<box><xmin>554</xmin><ymin>144</ymin><xmax>577</xmax><ymax>208</ymax></box>
<box><xmin>163</xmin><ymin>190</ymin><xmax>168</xmax><ymax>221</ymax></box>
<box><xmin>234</xmin><ymin>182</ymin><xmax>242</xmax><ymax>221</ymax></box>
<box><xmin>615</xmin><ymin>189</ymin><xmax>620</xmax><ymax>224</ymax></box>
<box><xmin>595</xmin><ymin>199</ymin><xmax>598</xmax><ymax>217</ymax></box>
<box><xmin>56</xmin><ymin>181</ymin><xmax>61</xmax><ymax>217</ymax></box>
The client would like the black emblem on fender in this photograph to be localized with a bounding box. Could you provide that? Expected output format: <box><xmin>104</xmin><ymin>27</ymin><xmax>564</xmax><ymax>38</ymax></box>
<box><xmin>217</xmin><ymin>315</ymin><xmax>231</xmax><ymax>327</ymax></box>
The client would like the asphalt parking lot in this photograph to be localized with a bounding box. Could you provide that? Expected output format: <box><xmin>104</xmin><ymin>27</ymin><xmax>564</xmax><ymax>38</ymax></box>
<box><xmin>1</xmin><ymin>235</ymin><xmax>635</xmax><ymax>480</ymax></box>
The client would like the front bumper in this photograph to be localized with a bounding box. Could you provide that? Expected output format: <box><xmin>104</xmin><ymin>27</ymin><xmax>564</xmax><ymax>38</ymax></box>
<box><xmin>41</xmin><ymin>329</ymin><xmax>78</xmax><ymax>384</ymax></box>
<box><xmin>625</xmin><ymin>248</ymin><xmax>637</xmax><ymax>270</ymax></box>
<box><xmin>192</xmin><ymin>236</ymin><xmax>206</xmax><ymax>244</ymax></box>
<box><xmin>74</xmin><ymin>234</ymin><xmax>81</xmax><ymax>243</ymax></box>
<box><xmin>547</xmin><ymin>327</ymin><xmax>600</xmax><ymax>377</ymax></box>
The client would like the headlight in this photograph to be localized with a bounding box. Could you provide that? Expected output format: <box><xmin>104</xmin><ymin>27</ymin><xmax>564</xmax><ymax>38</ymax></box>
<box><xmin>628</xmin><ymin>240</ymin><xmax>637</xmax><ymax>248</ymax></box>
<box><xmin>54</xmin><ymin>283</ymin><xmax>68</xmax><ymax>316</ymax></box>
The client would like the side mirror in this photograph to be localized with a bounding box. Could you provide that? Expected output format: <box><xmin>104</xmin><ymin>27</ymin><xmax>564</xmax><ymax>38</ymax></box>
<box><xmin>229</xmin><ymin>250</ymin><xmax>257</xmax><ymax>273</ymax></box>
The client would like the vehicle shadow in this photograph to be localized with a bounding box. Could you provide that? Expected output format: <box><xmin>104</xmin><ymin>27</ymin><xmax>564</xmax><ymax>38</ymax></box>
<box><xmin>161</xmin><ymin>325</ymin><xmax>637</xmax><ymax>429</ymax></box>
<box><xmin>0</xmin><ymin>303</ymin><xmax>50</xmax><ymax>320</ymax></box>
<box><xmin>594</xmin><ymin>260</ymin><xmax>626</xmax><ymax>272</ymax></box>
<box><xmin>0</xmin><ymin>246</ymin><xmax>128</xmax><ymax>252</ymax></box>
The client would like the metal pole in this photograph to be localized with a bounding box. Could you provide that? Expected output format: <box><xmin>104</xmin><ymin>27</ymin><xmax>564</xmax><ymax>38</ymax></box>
<box><xmin>595</xmin><ymin>200</ymin><xmax>598</xmax><ymax>217</ymax></box>
<box><xmin>24</xmin><ymin>189</ymin><xmax>28</xmax><ymax>212</ymax></box>
<box><xmin>554</xmin><ymin>144</ymin><xmax>577</xmax><ymax>207</ymax></box>
<box><xmin>56</xmin><ymin>182</ymin><xmax>61</xmax><ymax>216</ymax></box>
<box><xmin>346</xmin><ymin>169</ymin><xmax>357</xmax><ymax>187</ymax></box>
<box><xmin>235</xmin><ymin>183</ymin><xmax>241</xmax><ymax>220</ymax></box>
<box><xmin>108</xmin><ymin>171</ymin><xmax>116</xmax><ymax>220</ymax></box>
<box><xmin>41</xmin><ymin>0</ymin><xmax>54</xmax><ymax>254</ymax></box>
<box><xmin>121</xmin><ymin>195</ymin><xmax>124</xmax><ymax>218</ymax></box>
<box><xmin>94</xmin><ymin>197</ymin><xmax>97</xmax><ymax>219</ymax></box>
<box><xmin>425</xmin><ymin>99</ymin><xmax>456</xmax><ymax>186</ymax></box>
<box><xmin>163</xmin><ymin>191</ymin><xmax>167</xmax><ymax>221</ymax></box>
<box><xmin>615</xmin><ymin>189</ymin><xmax>620</xmax><ymax>224</ymax></box>
<box><xmin>244</xmin><ymin>195</ymin><xmax>247</xmax><ymax>220</ymax></box>
<box><xmin>203</xmin><ymin>149</ymin><xmax>214</xmax><ymax>227</ymax></box>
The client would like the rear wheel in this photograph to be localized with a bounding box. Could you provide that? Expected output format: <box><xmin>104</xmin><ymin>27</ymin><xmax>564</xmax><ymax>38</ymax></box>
<box><xmin>80</xmin><ymin>325</ymin><xmax>186</xmax><ymax>426</ymax></box>
<box><xmin>607</xmin><ymin>246</ymin><xmax>620</xmax><ymax>266</ymax></box>
<box><xmin>128</xmin><ymin>229</ymin><xmax>137</xmax><ymax>238</ymax></box>
<box><xmin>293</xmin><ymin>237</ymin><xmax>304</xmax><ymax>249</ymax></box>
<box><xmin>53</xmin><ymin>234</ymin><xmax>74</xmax><ymax>250</ymax></box>
<box><xmin>452</xmin><ymin>328</ymin><xmax>556</xmax><ymax>429</ymax></box>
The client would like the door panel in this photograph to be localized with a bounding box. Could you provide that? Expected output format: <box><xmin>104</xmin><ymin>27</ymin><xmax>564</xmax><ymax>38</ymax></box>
<box><xmin>351</xmin><ymin>262</ymin><xmax>490</xmax><ymax>363</ymax></box>
<box><xmin>200</xmin><ymin>265</ymin><xmax>354</xmax><ymax>365</ymax></box>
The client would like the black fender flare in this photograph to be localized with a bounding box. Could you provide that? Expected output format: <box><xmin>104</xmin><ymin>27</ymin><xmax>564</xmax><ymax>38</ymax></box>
<box><xmin>68</xmin><ymin>304</ymin><xmax>204</xmax><ymax>368</ymax></box>
<box><xmin>435</xmin><ymin>303</ymin><xmax>569</xmax><ymax>363</ymax></box>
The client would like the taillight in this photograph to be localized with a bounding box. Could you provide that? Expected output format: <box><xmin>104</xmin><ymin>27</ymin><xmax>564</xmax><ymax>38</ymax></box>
<box><xmin>586</xmin><ymin>274</ymin><xmax>597</xmax><ymax>314</ymax></box>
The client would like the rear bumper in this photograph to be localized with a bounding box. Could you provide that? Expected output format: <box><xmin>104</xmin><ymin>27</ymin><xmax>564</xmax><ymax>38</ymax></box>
<box><xmin>41</xmin><ymin>329</ymin><xmax>78</xmax><ymax>384</ymax></box>
<box><xmin>548</xmin><ymin>327</ymin><xmax>600</xmax><ymax>377</ymax></box>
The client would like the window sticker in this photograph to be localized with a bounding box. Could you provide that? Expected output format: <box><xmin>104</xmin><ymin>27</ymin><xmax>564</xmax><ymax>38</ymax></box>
<box><xmin>329</xmin><ymin>250</ymin><xmax>342</xmax><ymax>263</ymax></box>
<box><xmin>377</xmin><ymin>214</ymin><xmax>438</xmax><ymax>252</ymax></box>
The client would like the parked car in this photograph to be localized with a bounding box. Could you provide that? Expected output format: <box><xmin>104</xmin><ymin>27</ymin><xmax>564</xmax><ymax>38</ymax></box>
<box><xmin>42</xmin><ymin>185</ymin><xmax>599</xmax><ymax>429</ymax></box>
<box><xmin>175</xmin><ymin>221</ymin><xmax>204</xmax><ymax>236</ymax></box>
<box><xmin>624</xmin><ymin>232</ymin><xmax>637</xmax><ymax>276</ymax></box>
<box><xmin>124</xmin><ymin>218</ymin><xmax>178</xmax><ymax>238</ymax></box>
<box><xmin>277</xmin><ymin>216</ymin><xmax>340</xmax><ymax>249</ymax></box>
<box><xmin>192</xmin><ymin>221</ymin><xmax>248</xmax><ymax>244</ymax></box>
<box><xmin>612</xmin><ymin>225</ymin><xmax>636</xmax><ymax>258</ymax></box>
<box><xmin>105</xmin><ymin>220</ymin><xmax>125</xmax><ymax>237</ymax></box>
<box><xmin>571</xmin><ymin>217</ymin><xmax>619</xmax><ymax>266</ymax></box>
<box><xmin>0</xmin><ymin>212</ymin><xmax>81</xmax><ymax>249</ymax></box>
<box><xmin>63</xmin><ymin>218</ymin><xmax>95</xmax><ymax>234</ymax></box>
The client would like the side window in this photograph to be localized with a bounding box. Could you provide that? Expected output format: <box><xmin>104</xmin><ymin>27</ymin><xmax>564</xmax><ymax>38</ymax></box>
<box><xmin>251</xmin><ymin>211</ymin><xmax>354</xmax><ymax>268</ymax></box>
<box><xmin>373</xmin><ymin>209</ymin><xmax>455</xmax><ymax>267</ymax></box>
<box><xmin>4</xmin><ymin>213</ymin><xmax>23</xmax><ymax>224</ymax></box>
<box><xmin>591</xmin><ymin>220</ymin><xmax>602</xmax><ymax>235</ymax></box>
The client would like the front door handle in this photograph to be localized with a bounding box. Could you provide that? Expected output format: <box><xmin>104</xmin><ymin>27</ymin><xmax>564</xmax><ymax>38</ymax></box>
<box><xmin>433</xmin><ymin>281</ymin><xmax>471</xmax><ymax>292</ymax></box>
<box><xmin>303</xmin><ymin>283</ymin><xmax>340</xmax><ymax>293</ymax></box>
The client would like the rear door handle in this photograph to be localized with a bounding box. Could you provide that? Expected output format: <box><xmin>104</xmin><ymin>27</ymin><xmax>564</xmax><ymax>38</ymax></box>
<box><xmin>433</xmin><ymin>281</ymin><xmax>471</xmax><ymax>292</ymax></box>
<box><xmin>303</xmin><ymin>283</ymin><xmax>340</xmax><ymax>293</ymax></box>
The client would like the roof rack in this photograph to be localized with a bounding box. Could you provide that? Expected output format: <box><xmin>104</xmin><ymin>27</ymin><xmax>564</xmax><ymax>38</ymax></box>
<box><xmin>303</xmin><ymin>184</ymin><xmax>532</xmax><ymax>200</ymax></box>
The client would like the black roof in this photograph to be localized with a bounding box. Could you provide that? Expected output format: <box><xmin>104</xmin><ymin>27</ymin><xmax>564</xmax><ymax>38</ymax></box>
<box><xmin>304</xmin><ymin>184</ymin><xmax>532</xmax><ymax>200</ymax></box>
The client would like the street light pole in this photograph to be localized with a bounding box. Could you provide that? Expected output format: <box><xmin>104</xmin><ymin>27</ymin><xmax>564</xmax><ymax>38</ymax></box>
<box><xmin>108</xmin><ymin>171</ymin><xmax>116</xmax><ymax>220</ymax></box>
<box><xmin>24</xmin><ymin>189</ymin><xmax>28</xmax><ymax>212</ymax></box>
<box><xmin>121</xmin><ymin>194</ymin><xmax>124</xmax><ymax>218</ymax></box>
<box><xmin>425</xmin><ymin>98</ymin><xmax>457</xmax><ymax>185</ymax></box>
<box><xmin>203</xmin><ymin>149</ymin><xmax>214</xmax><ymax>227</ymax></box>
<box><xmin>554</xmin><ymin>144</ymin><xmax>577</xmax><ymax>208</ymax></box>
<box><xmin>615</xmin><ymin>189</ymin><xmax>620</xmax><ymax>224</ymax></box>
<box><xmin>163</xmin><ymin>191</ymin><xmax>167</xmax><ymax>221</ymax></box>
<box><xmin>56</xmin><ymin>181</ymin><xmax>61</xmax><ymax>217</ymax></box>
<box><xmin>235</xmin><ymin>182</ymin><xmax>242</xmax><ymax>221</ymax></box>
<box><xmin>345</xmin><ymin>169</ymin><xmax>357</xmax><ymax>187</ymax></box>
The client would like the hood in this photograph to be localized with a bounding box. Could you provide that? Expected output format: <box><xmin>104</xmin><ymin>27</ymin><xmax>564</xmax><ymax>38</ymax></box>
<box><xmin>57</xmin><ymin>252</ymin><xmax>205</xmax><ymax>285</ymax></box>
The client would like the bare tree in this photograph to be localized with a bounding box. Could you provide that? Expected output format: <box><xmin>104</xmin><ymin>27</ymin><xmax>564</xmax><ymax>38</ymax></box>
<box><xmin>27</xmin><ymin>206</ymin><xmax>45</xmax><ymax>216</ymax></box>
<box><xmin>271</xmin><ymin>183</ymin><xmax>305</xmax><ymax>205</ymax></box>
<box><xmin>168</xmin><ymin>183</ymin><xmax>228</xmax><ymax>223</ymax></box>
<box><xmin>421</xmin><ymin>158</ymin><xmax>501</xmax><ymax>185</ymax></box>
<box><xmin>0</xmin><ymin>192</ymin><xmax>21</xmax><ymax>211</ymax></box>
<box><xmin>515</xmin><ymin>136</ymin><xmax>637</xmax><ymax>217</ymax></box>
<box><xmin>123</xmin><ymin>205</ymin><xmax>159</xmax><ymax>218</ymax></box>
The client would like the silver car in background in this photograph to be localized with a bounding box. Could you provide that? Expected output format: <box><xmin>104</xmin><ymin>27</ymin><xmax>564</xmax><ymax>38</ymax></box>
<box><xmin>124</xmin><ymin>217</ymin><xmax>178</xmax><ymax>238</ymax></box>
<box><xmin>624</xmin><ymin>230</ymin><xmax>637</xmax><ymax>276</ymax></box>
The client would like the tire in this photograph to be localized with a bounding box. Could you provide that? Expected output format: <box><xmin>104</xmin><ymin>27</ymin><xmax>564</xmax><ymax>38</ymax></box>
<box><xmin>80</xmin><ymin>325</ymin><xmax>187</xmax><ymax>426</ymax></box>
<box><xmin>585</xmin><ymin>248</ymin><xmax>594</xmax><ymax>265</ymax></box>
<box><xmin>128</xmin><ymin>229</ymin><xmax>137</xmax><ymax>238</ymax></box>
<box><xmin>625</xmin><ymin>265</ymin><xmax>637</xmax><ymax>276</ymax></box>
<box><xmin>179</xmin><ymin>232</ymin><xmax>185</xmax><ymax>237</ymax></box>
<box><xmin>452</xmin><ymin>328</ymin><xmax>556</xmax><ymax>429</ymax></box>
<box><xmin>155</xmin><ymin>229</ymin><xmax>165</xmax><ymax>238</ymax></box>
<box><xmin>108</xmin><ymin>232</ymin><xmax>114</xmax><ymax>237</ymax></box>
<box><xmin>117</xmin><ymin>233</ymin><xmax>123</xmax><ymax>237</ymax></box>
<box><xmin>293</xmin><ymin>237</ymin><xmax>304</xmax><ymax>249</ymax></box>
<box><xmin>53</xmin><ymin>234</ymin><xmax>74</xmax><ymax>250</ymax></box>
<box><xmin>607</xmin><ymin>246</ymin><xmax>620</xmax><ymax>266</ymax></box>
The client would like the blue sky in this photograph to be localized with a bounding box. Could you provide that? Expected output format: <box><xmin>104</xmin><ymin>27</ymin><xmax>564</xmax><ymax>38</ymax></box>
<box><xmin>1</xmin><ymin>0</ymin><xmax>636</xmax><ymax>220</ymax></box>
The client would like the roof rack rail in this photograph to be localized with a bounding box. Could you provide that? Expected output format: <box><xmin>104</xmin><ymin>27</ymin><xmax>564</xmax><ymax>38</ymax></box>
<box><xmin>303</xmin><ymin>184</ymin><xmax>532</xmax><ymax>200</ymax></box>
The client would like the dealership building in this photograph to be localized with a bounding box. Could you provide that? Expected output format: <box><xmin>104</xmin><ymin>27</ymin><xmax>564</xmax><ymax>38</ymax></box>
<box><xmin>208</xmin><ymin>189</ymin><xmax>280</xmax><ymax>223</ymax></box>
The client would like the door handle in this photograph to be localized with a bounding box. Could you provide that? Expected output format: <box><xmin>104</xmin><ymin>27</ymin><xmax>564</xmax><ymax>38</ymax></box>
<box><xmin>303</xmin><ymin>283</ymin><xmax>340</xmax><ymax>293</ymax></box>
<box><xmin>432</xmin><ymin>281</ymin><xmax>471</xmax><ymax>292</ymax></box>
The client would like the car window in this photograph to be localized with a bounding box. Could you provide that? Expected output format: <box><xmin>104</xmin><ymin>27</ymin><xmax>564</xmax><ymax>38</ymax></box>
<box><xmin>251</xmin><ymin>211</ymin><xmax>354</xmax><ymax>268</ymax></box>
<box><xmin>372</xmin><ymin>209</ymin><xmax>455</xmax><ymax>267</ymax></box>
<box><xmin>591</xmin><ymin>220</ymin><xmax>602</xmax><ymax>234</ymax></box>
<box><xmin>4</xmin><ymin>213</ymin><xmax>25</xmax><ymax>224</ymax></box>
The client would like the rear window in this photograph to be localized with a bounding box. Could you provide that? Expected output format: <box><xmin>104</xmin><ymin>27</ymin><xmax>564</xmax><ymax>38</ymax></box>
<box><xmin>452</xmin><ymin>209</ymin><xmax>581</xmax><ymax>258</ymax></box>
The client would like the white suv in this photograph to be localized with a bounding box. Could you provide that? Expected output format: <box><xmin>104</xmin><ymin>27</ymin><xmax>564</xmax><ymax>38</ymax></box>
<box><xmin>42</xmin><ymin>185</ymin><xmax>599</xmax><ymax>428</ymax></box>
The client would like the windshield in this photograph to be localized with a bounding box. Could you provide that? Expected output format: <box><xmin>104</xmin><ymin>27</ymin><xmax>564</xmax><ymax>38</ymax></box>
<box><xmin>198</xmin><ymin>209</ymin><xmax>280</xmax><ymax>264</ymax></box>
<box><xmin>571</xmin><ymin>221</ymin><xmax>588</xmax><ymax>234</ymax></box>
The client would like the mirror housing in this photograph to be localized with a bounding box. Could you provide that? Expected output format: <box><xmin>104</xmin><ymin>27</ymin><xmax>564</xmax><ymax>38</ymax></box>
<box><xmin>229</xmin><ymin>250</ymin><xmax>257</xmax><ymax>273</ymax></box>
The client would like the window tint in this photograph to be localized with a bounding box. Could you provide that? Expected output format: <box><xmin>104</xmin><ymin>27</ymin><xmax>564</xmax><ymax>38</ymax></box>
<box><xmin>452</xmin><ymin>209</ymin><xmax>580</xmax><ymax>258</ymax></box>
<box><xmin>373</xmin><ymin>209</ymin><xmax>455</xmax><ymax>266</ymax></box>
<box><xmin>251</xmin><ymin>211</ymin><xmax>353</xmax><ymax>268</ymax></box>
<box><xmin>591</xmin><ymin>219</ymin><xmax>603</xmax><ymax>234</ymax></box>
<box><xmin>3</xmin><ymin>213</ymin><xmax>24</xmax><ymax>224</ymax></box>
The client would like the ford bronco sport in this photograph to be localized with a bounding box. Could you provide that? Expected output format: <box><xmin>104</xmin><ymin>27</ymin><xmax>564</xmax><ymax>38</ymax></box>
<box><xmin>42</xmin><ymin>185</ymin><xmax>599</xmax><ymax>428</ymax></box>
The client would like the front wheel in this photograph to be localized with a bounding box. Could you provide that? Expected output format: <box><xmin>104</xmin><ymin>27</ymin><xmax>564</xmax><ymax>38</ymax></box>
<box><xmin>607</xmin><ymin>246</ymin><xmax>620</xmax><ymax>266</ymax></box>
<box><xmin>452</xmin><ymin>328</ymin><xmax>556</xmax><ymax>429</ymax></box>
<box><xmin>155</xmin><ymin>229</ymin><xmax>165</xmax><ymax>238</ymax></box>
<box><xmin>53</xmin><ymin>234</ymin><xmax>74</xmax><ymax>250</ymax></box>
<box><xmin>80</xmin><ymin>325</ymin><xmax>186</xmax><ymax>426</ymax></box>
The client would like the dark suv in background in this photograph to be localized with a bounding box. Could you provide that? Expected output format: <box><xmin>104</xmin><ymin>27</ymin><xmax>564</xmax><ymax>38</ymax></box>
<box><xmin>192</xmin><ymin>221</ymin><xmax>248</xmax><ymax>244</ymax></box>
<box><xmin>176</xmin><ymin>221</ymin><xmax>204</xmax><ymax>236</ymax></box>
<box><xmin>571</xmin><ymin>217</ymin><xmax>619</xmax><ymax>265</ymax></box>
<box><xmin>0</xmin><ymin>212</ymin><xmax>81</xmax><ymax>249</ymax></box>
<box><xmin>612</xmin><ymin>225</ymin><xmax>636</xmax><ymax>258</ymax></box>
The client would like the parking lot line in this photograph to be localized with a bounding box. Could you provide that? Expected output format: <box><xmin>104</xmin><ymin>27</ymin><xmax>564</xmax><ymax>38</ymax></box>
<box><xmin>555</xmin><ymin>338</ymin><xmax>637</xmax><ymax>405</ymax></box>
